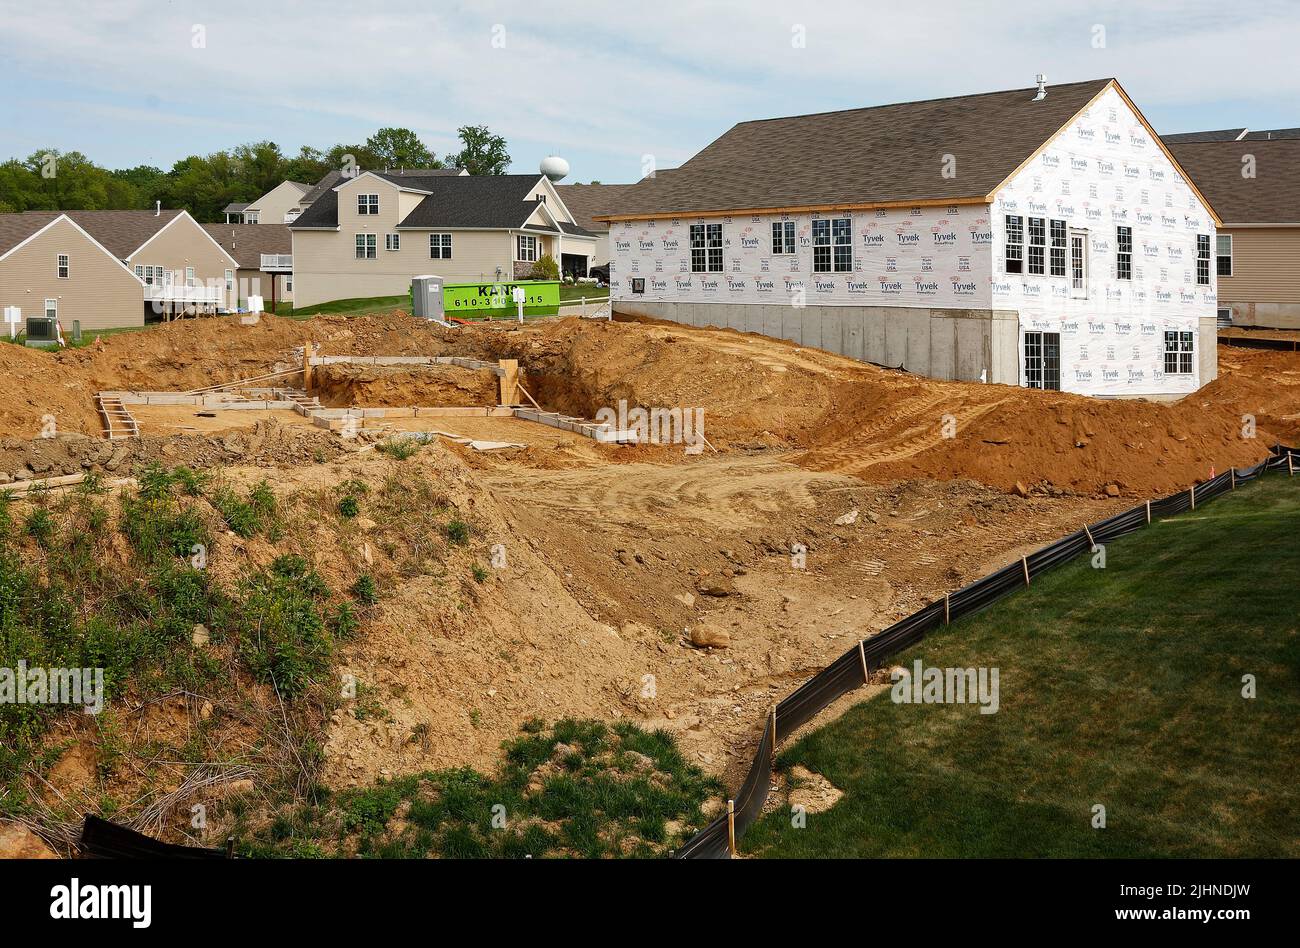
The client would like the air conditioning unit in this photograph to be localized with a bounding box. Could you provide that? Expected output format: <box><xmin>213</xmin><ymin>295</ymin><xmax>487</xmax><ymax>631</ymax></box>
<box><xmin>24</xmin><ymin>316</ymin><xmax>58</xmax><ymax>347</ymax></box>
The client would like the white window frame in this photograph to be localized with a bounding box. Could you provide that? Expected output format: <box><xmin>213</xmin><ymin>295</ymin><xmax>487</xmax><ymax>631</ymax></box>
<box><xmin>1004</xmin><ymin>215</ymin><xmax>1024</xmax><ymax>274</ymax></box>
<box><xmin>1049</xmin><ymin>219</ymin><xmax>1067</xmax><ymax>277</ymax></box>
<box><xmin>517</xmin><ymin>234</ymin><xmax>539</xmax><ymax>262</ymax></box>
<box><xmin>1116</xmin><ymin>225</ymin><xmax>1133</xmax><ymax>281</ymax></box>
<box><xmin>245</xmin><ymin>211</ymin><xmax>259</xmax><ymax>224</ymax></box>
<box><xmin>1027</xmin><ymin>217</ymin><xmax>1046</xmax><ymax>275</ymax></box>
<box><xmin>224</xmin><ymin>269</ymin><xmax>234</xmax><ymax>291</ymax></box>
<box><xmin>1196</xmin><ymin>234</ymin><xmax>1211</xmax><ymax>286</ymax></box>
<box><xmin>1216</xmin><ymin>234</ymin><xmax>1233</xmax><ymax>277</ymax></box>
<box><xmin>184</xmin><ymin>266</ymin><xmax>196</xmax><ymax>287</ymax></box>
<box><xmin>1164</xmin><ymin>330</ymin><xmax>1194</xmax><ymax>375</ymax></box>
<box><xmin>385</xmin><ymin>233</ymin><xmax>400</xmax><ymax>251</ymax></box>
<box><xmin>1069</xmin><ymin>228</ymin><xmax>1088</xmax><ymax>298</ymax></box>
<box><xmin>56</xmin><ymin>253</ymin><xmax>69</xmax><ymax>279</ymax></box>
<box><xmin>357</xmin><ymin>193</ymin><xmax>379</xmax><ymax>215</ymax></box>
<box><xmin>771</xmin><ymin>220</ymin><xmax>795</xmax><ymax>255</ymax></box>
<box><xmin>44</xmin><ymin>298</ymin><xmax>57</xmax><ymax>319</ymax></box>
<box><xmin>811</xmin><ymin>217</ymin><xmax>852</xmax><ymax>273</ymax></box>
<box><xmin>355</xmin><ymin>233</ymin><xmax>377</xmax><ymax>259</ymax></box>
<box><xmin>285</xmin><ymin>275</ymin><xmax>293</xmax><ymax>292</ymax></box>
<box><xmin>689</xmin><ymin>223</ymin><xmax>723</xmax><ymax>273</ymax></box>
<box><xmin>430</xmin><ymin>233</ymin><xmax>452</xmax><ymax>259</ymax></box>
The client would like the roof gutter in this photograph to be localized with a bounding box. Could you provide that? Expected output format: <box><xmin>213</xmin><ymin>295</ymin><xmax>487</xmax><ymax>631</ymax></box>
<box><xmin>595</xmin><ymin>195</ymin><xmax>990</xmax><ymax>223</ymax></box>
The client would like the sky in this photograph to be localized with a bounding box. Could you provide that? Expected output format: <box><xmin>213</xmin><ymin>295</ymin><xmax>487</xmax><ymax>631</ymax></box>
<box><xmin>1</xmin><ymin>0</ymin><xmax>1297</xmax><ymax>184</ymax></box>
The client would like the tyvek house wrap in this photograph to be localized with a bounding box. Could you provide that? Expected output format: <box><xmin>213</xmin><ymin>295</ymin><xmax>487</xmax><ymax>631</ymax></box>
<box><xmin>611</xmin><ymin>203</ymin><xmax>993</xmax><ymax>308</ymax></box>
<box><xmin>991</xmin><ymin>86</ymin><xmax>1217</xmax><ymax>396</ymax></box>
<box><xmin>611</xmin><ymin>86</ymin><xmax>1217</xmax><ymax>398</ymax></box>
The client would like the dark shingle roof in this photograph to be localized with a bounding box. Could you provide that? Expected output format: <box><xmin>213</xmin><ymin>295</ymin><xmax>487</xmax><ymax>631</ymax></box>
<box><xmin>223</xmin><ymin>202</ymin><xmax>251</xmax><ymax>214</ymax></box>
<box><xmin>0</xmin><ymin>209</ymin><xmax>189</xmax><ymax>260</ymax></box>
<box><xmin>600</xmin><ymin>79</ymin><xmax>1117</xmax><ymax>218</ymax></box>
<box><xmin>555</xmin><ymin>183</ymin><xmax>640</xmax><ymax>231</ymax></box>
<box><xmin>1169</xmin><ymin>140</ymin><xmax>1300</xmax><ymax>224</ymax></box>
<box><xmin>1164</xmin><ymin>127</ymin><xmax>1300</xmax><ymax>144</ymax></box>
<box><xmin>288</xmin><ymin>172</ymin><xmax>586</xmax><ymax>232</ymax></box>
<box><xmin>201</xmin><ymin>223</ymin><xmax>292</xmax><ymax>269</ymax></box>
<box><xmin>297</xmin><ymin>168</ymin><xmax>464</xmax><ymax>207</ymax></box>
<box><xmin>0</xmin><ymin>211</ymin><xmax>62</xmax><ymax>255</ymax></box>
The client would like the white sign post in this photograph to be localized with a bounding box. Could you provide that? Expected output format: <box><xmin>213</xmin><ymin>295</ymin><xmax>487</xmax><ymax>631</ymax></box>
<box><xmin>3</xmin><ymin>306</ymin><xmax>20</xmax><ymax>339</ymax></box>
<box><xmin>512</xmin><ymin>286</ymin><xmax>526</xmax><ymax>324</ymax></box>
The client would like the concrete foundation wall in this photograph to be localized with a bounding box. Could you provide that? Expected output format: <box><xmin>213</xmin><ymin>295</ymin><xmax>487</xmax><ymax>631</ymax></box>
<box><xmin>1220</xmin><ymin>300</ymin><xmax>1300</xmax><ymax>330</ymax></box>
<box><xmin>616</xmin><ymin>300</ymin><xmax>1020</xmax><ymax>384</ymax></box>
<box><xmin>1198</xmin><ymin>316</ymin><xmax>1219</xmax><ymax>385</ymax></box>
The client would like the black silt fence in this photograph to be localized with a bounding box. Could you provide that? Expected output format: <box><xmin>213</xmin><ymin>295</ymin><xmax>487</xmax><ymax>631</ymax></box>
<box><xmin>676</xmin><ymin>445</ymin><xmax>1299</xmax><ymax>859</ymax></box>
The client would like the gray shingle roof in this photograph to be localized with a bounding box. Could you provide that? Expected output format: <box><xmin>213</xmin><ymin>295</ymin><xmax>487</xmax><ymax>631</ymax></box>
<box><xmin>1164</xmin><ymin>128</ymin><xmax>1300</xmax><ymax>144</ymax></box>
<box><xmin>288</xmin><ymin>172</ymin><xmax>593</xmax><ymax>233</ymax></box>
<box><xmin>555</xmin><ymin>183</ymin><xmax>640</xmax><ymax>231</ymax></box>
<box><xmin>297</xmin><ymin>167</ymin><xmax>464</xmax><ymax>207</ymax></box>
<box><xmin>0</xmin><ymin>209</ymin><xmax>189</xmax><ymax>260</ymax></box>
<box><xmin>1169</xmin><ymin>139</ymin><xmax>1300</xmax><ymax>224</ymax></box>
<box><xmin>598</xmin><ymin>78</ymin><xmax>1117</xmax><ymax>218</ymax></box>
<box><xmin>201</xmin><ymin>223</ymin><xmax>292</xmax><ymax>269</ymax></box>
<box><xmin>223</xmin><ymin>202</ymin><xmax>251</xmax><ymax>214</ymax></box>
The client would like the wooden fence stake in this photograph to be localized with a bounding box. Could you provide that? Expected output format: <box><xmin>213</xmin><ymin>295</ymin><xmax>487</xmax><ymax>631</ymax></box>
<box><xmin>1289</xmin><ymin>453</ymin><xmax>1294</xmax><ymax>477</ymax></box>
<box><xmin>1146</xmin><ymin>500</ymin><xmax>1151</xmax><ymax>524</ymax></box>
<box><xmin>1190</xmin><ymin>485</ymin><xmax>1196</xmax><ymax>511</ymax></box>
<box><xmin>1021</xmin><ymin>555</ymin><xmax>1031</xmax><ymax>586</ymax></box>
<box><xmin>1231</xmin><ymin>469</ymin><xmax>1236</xmax><ymax>490</ymax></box>
<box><xmin>727</xmin><ymin>800</ymin><xmax>736</xmax><ymax>856</ymax></box>
<box><xmin>1083</xmin><ymin>524</ymin><xmax>1095</xmax><ymax>548</ymax></box>
<box><xmin>302</xmin><ymin>342</ymin><xmax>313</xmax><ymax>393</ymax></box>
<box><xmin>944</xmin><ymin>592</ymin><xmax>951</xmax><ymax>625</ymax></box>
<box><xmin>858</xmin><ymin>639</ymin><xmax>870</xmax><ymax>684</ymax></box>
<box><xmin>770</xmin><ymin>706</ymin><xmax>777</xmax><ymax>767</ymax></box>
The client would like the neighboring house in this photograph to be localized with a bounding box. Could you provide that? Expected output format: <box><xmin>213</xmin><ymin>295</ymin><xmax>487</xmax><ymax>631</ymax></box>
<box><xmin>289</xmin><ymin>171</ymin><xmax>596</xmax><ymax>309</ymax></box>
<box><xmin>0</xmin><ymin>209</ymin><xmax>240</xmax><ymax>331</ymax></box>
<box><xmin>1167</xmin><ymin>132</ymin><xmax>1300</xmax><ymax>329</ymax></box>
<box><xmin>603</xmin><ymin>77</ymin><xmax>1221</xmax><ymax>399</ymax></box>
<box><xmin>293</xmin><ymin>167</ymin><xmax>468</xmax><ymax>218</ymax></box>
<box><xmin>202</xmin><ymin>223</ymin><xmax>294</xmax><ymax>308</ymax></box>
<box><xmin>222</xmin><ymin>180</ymin><xmax>312</xmax><ymax>225</ymax></box>
<box><xmin>557</xmin><ymin>175</ymin><xmax>672</xmax><ymax>269</ymax></box>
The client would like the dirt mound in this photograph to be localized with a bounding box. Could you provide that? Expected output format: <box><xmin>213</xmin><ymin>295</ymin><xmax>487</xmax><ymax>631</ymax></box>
<box><xmin>313</xmin><ymin>363</ymin><xmax>499</xmax><ymax>409</ymax></box>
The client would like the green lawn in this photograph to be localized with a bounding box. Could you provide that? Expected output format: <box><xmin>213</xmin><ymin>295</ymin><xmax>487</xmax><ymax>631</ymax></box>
<box><xmin>281</xmin><ymin>284</ymin><xmax>608</xmax><ymax>320</ymax></box>
<box><xmin>745</xmin><ymin>475</ymin><xmax>1300</xmax><ymax>858</ymax></box>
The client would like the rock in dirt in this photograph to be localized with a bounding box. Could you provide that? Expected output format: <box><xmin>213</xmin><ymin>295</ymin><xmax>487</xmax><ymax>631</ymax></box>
<box><xmin>192</xmin><ymin>624</ymin><xmax>210</xmax><ymax>647</ymax></box>
<box><xmin>834</xmin><ymin>508</ymin><xmax>859</xmax><ymax>526</ymax></box>
<box><xmin>1013</xmin><ymin>481</ymin><xmax>1029</xmax><ymax>498</ymax></box>
<box><xmin>1104</xmin><ymin>483</ymin><xmax>1121</xmax><ymax>497</ymax></box>
<box><xmin>689</xmin><ymin>624</ymin><xmax>731</xmax><ymax>649</ymax></box>
<box><xmin>0</xmin><ymin>822</ymin><xmax>57</xmax><ymax>859</ymax></box>
<box><xmin>696</xmin><ymin>575</ymin><xmax>737</xmax><ymax>597</ymax></box>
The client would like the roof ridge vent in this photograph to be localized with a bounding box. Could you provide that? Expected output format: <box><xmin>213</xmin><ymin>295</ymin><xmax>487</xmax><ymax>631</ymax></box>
<box><xmin>1032</xmin><ymin>74</ymin><xmax>1048</xmax><ymax>101</ymax></box>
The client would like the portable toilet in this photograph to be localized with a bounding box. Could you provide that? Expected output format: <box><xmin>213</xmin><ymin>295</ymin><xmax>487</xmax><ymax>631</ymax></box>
<box><xmin>411</xmin><ymin>275</ymin><xmax>444</xmax><ymax>320</ymax></box>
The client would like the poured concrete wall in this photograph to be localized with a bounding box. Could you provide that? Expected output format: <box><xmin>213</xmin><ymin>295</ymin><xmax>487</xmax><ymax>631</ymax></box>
<box><xmin>615</xmin><ymin>300</ymin><xmax>1020</xmax><ymax>384</ymax></box>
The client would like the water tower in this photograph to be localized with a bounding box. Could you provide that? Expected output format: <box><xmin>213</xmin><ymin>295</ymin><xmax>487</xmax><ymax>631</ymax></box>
<box><xmin>540</xmin><ymin>155</ymin><xmax>570</xmax><ymax>182</ymax></box>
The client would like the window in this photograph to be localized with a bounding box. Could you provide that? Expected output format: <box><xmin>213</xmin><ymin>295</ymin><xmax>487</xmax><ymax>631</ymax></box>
<box><xmin>286</xmin><ymin>275</ymin><xmax>293</xmax><ymax>292</ymax></box>
<box><xmin>1196</xmin><ymin>234</ymin><xmax>1211</xmax><ymax>285</ymax></box>
<box><xmin>1027</xmin><ymin>217</ymin><xmax>1046</xmax><ymax>275</ymax></box>
<box><xmin>1005</xmin><ymin>215</ymin><xmax>1024</xmax><ymax>274</ymax></box>
<box><xmin>812</xmin><ymin>217</ymin><xmax>851</xmax><ymax>273</ymax></box>
<box><xmin>1164</xmin><ymin>330</ymin><xmax>1194</xmax><ymax>375</ymax></box>
<box><xmin>1069</xmin><ymin>230</ymin><xmax>1087</xmax><ymax>297</ymax></box>
<box><xmin>430</xmin><ymin>233</ymin><xmax>452</xmax><ymax>259</ymax></box>
<box><xmin>771</xmin><ymin>220</ymin><xmax>795</xmax><ymax>255</ymax></box>
<box><xmin>245</xmin><ymin>211</ymin><xmax>259</xmax><ymax>224</ymax></box>
<box><xmin>184</xmin><ymin>266</ymin><xmax>195</xmax><ymax>287</ymax></box>
<box><xmin>1116</xmin><ymin>226</ymin><xmax>1133</xmax><ymax>280</ymax></box>
<box><xmin>517</xmin><ymin>234</ymin><xmax>539</xmax><ymax>262</ymax></box>
<box><xmin>1216</xmin><ymin>234</ymin><xmax>1233</xmax><ymax>277</ymax></box>
<box><xmin>224</xmin><ymin>269</ymin><xmax>234</xmax><ymax>291</ymax></box>
<box><xmin>134</xmin><ymin>264</ymin><xmax>145</xmax><ymax>282</ymax></box>
<box><xmin>44</xmin><ymin>299</ymin><xmax>57</xmax><ymax>319</ymax></box>
<box><xmin>690</xmin><ymin>223</ymin><xmax>723</xmax><ymax>272</ymax></box>
<box><xmin>358</xmin><ymin>194</ymin><xmax>379</xmax><ymax>215</ymax></box>
<box><xmin>354</xmin><ymin>234</ymin><xmax>376</xmax><ymax>259</ymax></box>
<box><xmin>385</xmin><ymin>233</ymin><xmax>400</xmax><ymax>251</ymax></box>
<box><xmin>1049</xmin><ymin>219</ymin><xmax>1067</xmax><ymax>277</ymax></box>
<box><xmin>56</xmin><ymin>253</ymin><xmax>69</xmax><ymax>279</ymax></box>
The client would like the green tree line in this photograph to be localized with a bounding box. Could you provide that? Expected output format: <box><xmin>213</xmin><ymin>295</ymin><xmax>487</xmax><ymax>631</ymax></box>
<box><xmin>0</xmin><ymin>125</ymin><xmax>511</xmax><ymax>223</ymax></box>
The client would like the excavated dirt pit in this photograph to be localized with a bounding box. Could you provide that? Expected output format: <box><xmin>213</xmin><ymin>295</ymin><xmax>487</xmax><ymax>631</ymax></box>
<box><xmin>5</xmin><ymin>311</ymin><xmax>1299</xmax><ymax>815</ymax></box>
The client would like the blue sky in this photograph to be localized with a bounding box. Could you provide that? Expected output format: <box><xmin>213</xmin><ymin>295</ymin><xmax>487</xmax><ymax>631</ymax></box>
<box><xmin>1</xmin><ymin>0</ymin><xmax>1296</xmax><ymax>184</ymax></box>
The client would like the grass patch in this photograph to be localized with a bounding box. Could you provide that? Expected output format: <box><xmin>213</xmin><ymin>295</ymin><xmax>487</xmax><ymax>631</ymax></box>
<box><xmin>744</xmin><ymin>476</ymin><xmax>1300</xmax><ymax>858</ymax></box>
<box><xmin>241</xmin><ymin>719</ymin><xmax>722</xmax><ymax>858</ymax></box>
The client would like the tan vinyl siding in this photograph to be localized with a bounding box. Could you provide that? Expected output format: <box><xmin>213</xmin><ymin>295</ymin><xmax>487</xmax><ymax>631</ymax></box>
<box><xmin>0</xmin><ymin>218</ymin><xmax>142</xmax><ymax>330</ymax></box>
<box><xmin>126</xmin><ymin>216</ymin><xmax>235</xmax><ymax>290</ymax></box>
<box><xmin>1217</xmin><ymin>227</ymin><xmax>1300</xmax><ymax>303</ymax></box>
<box><xmin>234</xmin><ymin>269</ymin><xmax>293</xmax><ymax>306</ymax></box>
<box><xmin>291</xmin><ymin>227</ymin><xmax>517</xmax><ymax>308</ymax></box>
<box><xmin>245</xmin><ymin>181</ymin><xmax>310</xmax><ymax>225</ymax></box>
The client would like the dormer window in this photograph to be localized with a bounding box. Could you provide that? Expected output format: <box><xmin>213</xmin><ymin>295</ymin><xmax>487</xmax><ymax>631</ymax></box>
<box><xmin>358</xmin><ymin>194</ymin><xmax>379</xmax><ymax>215</ymax></box>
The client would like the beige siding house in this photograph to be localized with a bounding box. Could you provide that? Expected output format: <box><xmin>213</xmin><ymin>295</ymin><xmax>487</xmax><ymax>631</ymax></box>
<box><xmin>0</xmin><ymin>214</ymin><xmax>144</xmax><ymax>332</ymax></box>
<box><xmin>0</xmin><ymin>209</ymin><xmax>241</xmax><ymax>331</ymax></box>
<box><xmin>1170</xmin><ymin>134</ymin><xmax>1300</xmax><ymax>328</ymax></box>
<box><xmin>289</xmin><ymin>171</ymin><xmax>597</xmax><ymax>309</ymax></box>
<box><xmin>224</xmin><ymin>180</ymin><xmax>312</xmax><ymax>225</ymax></box>
<box><xmin>203</xmin><ymin>223</ymin><xmax>294</xmax><ymax>309</ymax></box>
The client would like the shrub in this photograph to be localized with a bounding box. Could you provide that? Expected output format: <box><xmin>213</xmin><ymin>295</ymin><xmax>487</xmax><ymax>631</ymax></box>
<box><xmin>529</xmin><ymin>254</ymin><xmax>560</xmax><ymax>281</ymax></box>
<box><xmin>24</xmin><ymin>508</ymin><xmax>56</xmax><ymax>548</ymax></box>
<box><xmin>338</xmin><ymin>494</ymin><xmax>360</xmax><ymax>519</ymax></box>
<box><xmin>444</xmin><ymin>518</ymin><xmax>470</xmax><ymax>546</ymax></box>
<box><xmin>377</xmin><ymin>439</ymin><xmax>420</xmax><ymax>461</ymax></box>
<box><xmin>351</xmin><ymin>574</ymin><xmax>378</xmax><ymax>605</ymax></box>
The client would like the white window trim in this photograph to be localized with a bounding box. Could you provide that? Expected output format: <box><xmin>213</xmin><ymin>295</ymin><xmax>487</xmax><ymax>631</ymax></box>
<box><xmin>430</xmin><ymin>233</ymin><xmax>452</xmax><ymax>259</ymax></box>
<box><xmin>689</xmin><ymin>222</ymin><xmax>723</xmax><ymax>273</ymax></box>
<box><xmin>1196</xmin><ymin>234</ymin><xmax>1211</xmax><ymax>286</ymax></box>
<box><xmin>1116</xmin><ymin>225</ymin><xmax>1133</xmax><ymax>281</ymax></box>
<box><xmin>358</xmin><ymin>193</ymin><xmax>379</xmax><ymax>215</ymax></box>
<box><xmin>385</xmin><ymin>233</ymin><xmax>400</xmax><ymax>251</ymax></box>
<box><xmin>1216</xmin><ymin>234</ymin><xmax>1233</xmax><ymax>277</ymax></box>
<box><xmin>56</xmin><ymin>252</ymin><xmax>69</xmax><ymax>279</ymax></box>
<box><xmin>185</xmin><ymin>266</ymin><xmax>196</xmax><ymax>287</ymax></box>
<box><xmin>517</xmin><ymin>234</ymin><xmax>539</xmax><ymax>262</ymax></box>
<box><xmin>811</xmin><ymin>217</ymin><xmax>852</xmax><ymax>273</ymax></box>
<box><xmin>1027</xmin><ymin>217</ymin><xmax>1047</xmax><ymax>276</ymax></box>
<box><xmin>771</xmin><ymin>220</ymin><xmax>795</xmax><ymax>255</ymax></box>
<box><xmin>1004</xmin><ymin>215</ymin><xmax>1024</xmax><ymax>274</ymax></box>
<box><xmin>44</xmin><ymin>298</ymin><xmax>57</xmax><ymax>319</ymax></box>
<box><xmin>1069</xmin><ymin>228</ymin><xmax>1088</xmax><ymax>298</ymax></box>
<box><xmin>355</xmin><ymin>233</ymin><xmax>377</xmax><ymax>259</ymax></box>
